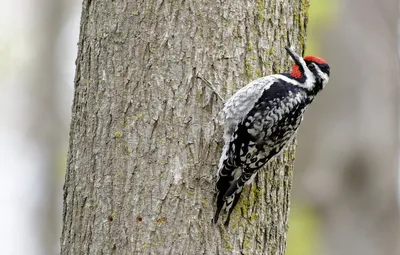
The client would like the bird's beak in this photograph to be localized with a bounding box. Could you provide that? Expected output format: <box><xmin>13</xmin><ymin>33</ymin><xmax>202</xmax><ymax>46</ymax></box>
<box><xmin>285</xmin><ymin>47</ymin><xmax>303</xmax><ymax>67</ymax></box>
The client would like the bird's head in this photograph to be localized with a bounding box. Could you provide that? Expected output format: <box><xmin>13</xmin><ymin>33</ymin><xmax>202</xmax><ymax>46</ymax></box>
<box><xmin>285</xmin><ymin>47</ymin><xmax>330</xmax><ymax>94</ymax></box>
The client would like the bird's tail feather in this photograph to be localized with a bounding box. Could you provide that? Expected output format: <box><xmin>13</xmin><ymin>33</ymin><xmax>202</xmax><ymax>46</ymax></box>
<box><xmin>213</xmin><ymin>172</ymin><xmax>232</xmax><ymax>224</ymax></box>
<box><xmin>214</xmin><ymin>177</ymin><xmax>244</xmax><ymax>225</ymax></box>
<box><xmin>224</xmin><ymin>188</ymin><xmax>242</xmax><ymax>226</ymax></box>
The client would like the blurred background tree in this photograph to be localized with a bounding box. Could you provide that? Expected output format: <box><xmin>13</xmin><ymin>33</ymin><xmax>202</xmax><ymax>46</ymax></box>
<box><xmin>288</xmin><ymin>0</ymin><xmax>399</xmax><ymax>255</ymax></box>
<box><xmin>0</xmin><ymin>0</ymin><xmax>80</xmax><ymax>254</ymax></box>
<box><xmin>0</xmin><ymin>0</ymin><xmax>398</xmax><ymax>254</ymax></box>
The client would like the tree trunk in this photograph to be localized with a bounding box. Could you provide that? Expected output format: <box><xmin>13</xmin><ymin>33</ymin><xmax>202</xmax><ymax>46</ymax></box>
<box><xmin>61</xmin><ymin>0</ymin><xmax>309</xmax><ymax>254</ymax></box>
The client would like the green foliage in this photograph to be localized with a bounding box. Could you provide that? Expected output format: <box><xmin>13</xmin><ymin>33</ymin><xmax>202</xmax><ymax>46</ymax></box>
<box><xmin>305</xmin><ymin>0</ymin><xmax>338</xmax><ymax>55</ymax></box>
<box><xmin>286</xmin><ymin>205</ymin><xmax>321</xmax><ymax>255</ymax></box>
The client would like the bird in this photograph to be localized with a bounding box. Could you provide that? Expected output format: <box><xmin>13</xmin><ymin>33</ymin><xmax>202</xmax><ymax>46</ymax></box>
<box><xmin>214</xmin><ymin>47</ymin><xmax>330</xmax><ymax>226</ymax></box>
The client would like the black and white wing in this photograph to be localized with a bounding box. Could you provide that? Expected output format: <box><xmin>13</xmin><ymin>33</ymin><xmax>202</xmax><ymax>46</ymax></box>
<box><xmin>214</xmin><ymin>74</ymin><xmax>310</xmax><ymax>225</ymax></box>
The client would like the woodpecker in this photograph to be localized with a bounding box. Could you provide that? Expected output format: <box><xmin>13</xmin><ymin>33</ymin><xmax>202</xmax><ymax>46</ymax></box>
<box><xmin>214</xmin><ymin>47</ymin><xmax>330</xmax><ymax>226</ymax></box>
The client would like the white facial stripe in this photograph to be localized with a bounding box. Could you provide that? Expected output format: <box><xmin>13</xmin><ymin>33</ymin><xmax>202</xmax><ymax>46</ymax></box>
<box><xmin>298</xmin><ymin>59</ymin><xmax>315</xmax><ymax>89</ymax></box>
<box><xmin>315</xmin><ymin>65</ymin><xmax>329</xmax><ymax>88</ymax></box>
<box><xmin>272</xmin><ymin>74</ymin><xmax>301</xmax><ymax>85</ymax></box>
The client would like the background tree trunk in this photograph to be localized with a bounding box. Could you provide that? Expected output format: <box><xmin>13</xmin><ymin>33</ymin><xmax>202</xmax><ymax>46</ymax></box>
<box><xmin>294</xmin><ymin>0</ymin><xmax>399</xmax><ymax>254</ymax></box>
<box><xmin>0</xmin><ymin>0</ymin><xmax>69</xmax><ymax>254</ymax></box>
<box><xmin>61</xmin><ymin>0</ymin><xmax>309</xmax><ymax>254</ymax></box>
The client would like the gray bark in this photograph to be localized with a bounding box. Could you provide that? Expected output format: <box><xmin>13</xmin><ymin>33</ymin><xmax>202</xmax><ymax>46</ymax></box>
<box><xmin>61</xmin><ymin>0</ymin><xmax>309</xmax><ymax>254</ymax></box>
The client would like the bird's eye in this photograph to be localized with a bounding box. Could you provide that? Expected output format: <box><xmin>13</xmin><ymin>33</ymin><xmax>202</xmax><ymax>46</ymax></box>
<box><xmin>308</xmin><ymin>64</ymin><xmax>315</xmax><ymax>70</ymax></box>
<box><xmin>308</xmin><ymin>63</ymin><xmax>315</xmax><ymax>70</ymax></box>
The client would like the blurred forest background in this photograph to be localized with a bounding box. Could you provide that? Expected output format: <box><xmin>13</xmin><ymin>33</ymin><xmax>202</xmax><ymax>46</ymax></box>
<box><xmin>0</xmin><ymin>0</ymin><xmax>398</xmax><ymax>254</ymax></box>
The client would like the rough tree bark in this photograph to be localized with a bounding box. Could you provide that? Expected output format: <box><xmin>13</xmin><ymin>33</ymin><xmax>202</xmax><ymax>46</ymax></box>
<box><xmin>61</xmin><ymin>0</ymin><xmax>309</xmax><ymax>254</ymax></box>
